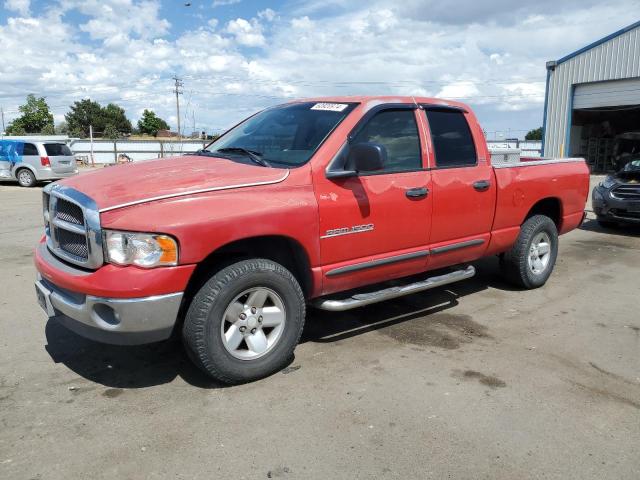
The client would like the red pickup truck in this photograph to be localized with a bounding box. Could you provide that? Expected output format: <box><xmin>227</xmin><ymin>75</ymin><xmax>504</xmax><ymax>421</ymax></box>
<box><xmin>35</xmin><ymin>96</ymin><xmax>589</xmax><ymax>383</ymax></box>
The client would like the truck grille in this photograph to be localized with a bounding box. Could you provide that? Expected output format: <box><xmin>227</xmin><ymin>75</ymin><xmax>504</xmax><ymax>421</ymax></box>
<box><xmin>43</xmin><ymin>185</ymin><xmax>103</xmax><ymax>269</ymax></box>
<box><xmin>55</xmin><ymin>198</ymin><xmax>84</xmax><ymax>226</ymax></box>
<box><xmin>55</xmin><ymin>226</ymin><xmax>89</xmax><ymax>260</ymax></box>
<box><xmin>611</xmin><ymin>184</ymin><xmax>640</xmax><ymax>200</ymax></box>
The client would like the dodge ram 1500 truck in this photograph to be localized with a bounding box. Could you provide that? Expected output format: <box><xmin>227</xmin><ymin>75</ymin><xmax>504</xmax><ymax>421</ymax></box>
<box><xmin>34</xmin><ymin>96</ymin><xmax>589</xmax><ymax>384</ymax></box>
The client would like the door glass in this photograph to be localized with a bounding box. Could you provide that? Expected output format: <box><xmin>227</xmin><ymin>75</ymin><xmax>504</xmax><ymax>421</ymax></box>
<box><xmin>426</xmin><ymin>110</ymin><xmax>477</xmax><ymax>168</ymax></box>
<box><xmin>352</xmin><ymin>109</ymin><xmax>421</xmax><ymax>173</ymax></box>
<box><xmin>23</xmin><ymin>143</ymin><xmax>39</xmax><ymax>156</ymax></box>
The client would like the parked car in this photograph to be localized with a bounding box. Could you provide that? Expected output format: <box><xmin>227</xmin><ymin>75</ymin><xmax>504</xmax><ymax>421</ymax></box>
<box><xmin>0</xmin><ymin>140</ymin><xmax>77</xmax><ymax>187</ymax></box>
<box><xmin>34</xmin><ymin>96</ymin><xmax>590</xmax><ymax>384</ymax></box>
<box><xmin>592</xmin><ymin>158</ymin><xmax>640</xmax><ymax>227</ymax></box>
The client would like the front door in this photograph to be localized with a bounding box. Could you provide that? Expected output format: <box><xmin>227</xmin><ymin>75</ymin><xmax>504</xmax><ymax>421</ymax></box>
<box><xmin>314</xmin><ymin>106</ymin><xmax>432</xmax><ymax>295</ymax></box>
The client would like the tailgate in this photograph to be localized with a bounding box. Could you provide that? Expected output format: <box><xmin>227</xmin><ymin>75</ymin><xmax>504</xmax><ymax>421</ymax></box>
<box><xmin>43</xmin><ymin>143</ymin><xmax>76</xmax><ymax>173</ymax></box>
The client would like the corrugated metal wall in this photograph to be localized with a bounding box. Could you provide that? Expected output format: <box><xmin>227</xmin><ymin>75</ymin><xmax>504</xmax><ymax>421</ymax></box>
<box><xmin>543</xmin><ymin>24</ymin><xmax>640</xmax><ymax>157</ymax></box>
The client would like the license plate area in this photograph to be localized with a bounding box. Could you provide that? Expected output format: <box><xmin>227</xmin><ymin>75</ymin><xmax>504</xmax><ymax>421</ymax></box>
<box><xmin>35</xmin><ymin>282</ymin><xmax>55</xmax><ymax>317</ymax></box>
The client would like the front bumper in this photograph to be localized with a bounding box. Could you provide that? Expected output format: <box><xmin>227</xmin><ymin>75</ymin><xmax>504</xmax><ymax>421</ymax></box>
<box><xmin>36</xmin><ymin>275</ymin><xmax>183</xmax><ymax>345</ymax></box>
<box><xmin>592</xmin><ymin>186</ymin><xmax>640</xmax><ymax>224</ymax></box>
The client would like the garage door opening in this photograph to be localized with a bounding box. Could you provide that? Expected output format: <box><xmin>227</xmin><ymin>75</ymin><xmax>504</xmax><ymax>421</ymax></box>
<box><xmin>569</xmin><ymin>105</ymin><xmax>640</xmax><ymax>172</ymax></box>
<box><xmin>567</xmin><ymin>78</ymin><xmax>640</xmax><ymax>173</ymax></box>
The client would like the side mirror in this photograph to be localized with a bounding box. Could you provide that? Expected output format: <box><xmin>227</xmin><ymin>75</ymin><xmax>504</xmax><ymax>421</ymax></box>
<box><xmin>347</xmin><ymin>142</ymin><xmax>386</xmax><ymax>173</ymax></box>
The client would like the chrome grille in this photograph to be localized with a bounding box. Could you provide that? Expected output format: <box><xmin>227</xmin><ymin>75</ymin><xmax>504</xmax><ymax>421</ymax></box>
<box><xmin>55</xmin><ymin>198</ymin><xmax>84</xmax><ymax>226</ymax></box>
<box><xmin>55</xmin><ymin>227</ymin><xmax>89</xmax><ymax>259</ymax></box>
<box><xmin>611</xmin><ymin>184</ymin><xmax>640</xmax><ymax>200</ymax></box>
<box><xmin>43</xmin><ymin>184</ymin><xmax>104</xmax><ymax>269</ymax></box>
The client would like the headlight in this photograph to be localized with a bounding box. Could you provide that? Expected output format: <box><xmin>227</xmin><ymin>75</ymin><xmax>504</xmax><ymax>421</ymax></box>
<box><xmin>103</xmin><ymin>230</ymin><xmax>178</xmax><ymax>268</ymax></box>
<box><xmin>599</xmin><ymin>176</ymin><xmax>616</xmax><ymax>189</ymax></box>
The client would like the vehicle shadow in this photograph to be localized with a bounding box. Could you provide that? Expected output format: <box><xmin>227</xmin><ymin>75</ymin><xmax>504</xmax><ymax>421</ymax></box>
<box><xmin>579</xmin><ymin>217</ymin><xmax>640</xmax><ymax>238</ymax></box>
<box><xmin>44</xmin><ymin>320</ymin><xmax>227</xmax><ymax>389</ymax></box>
<box><xmin>44</xmin><ymin>256</ymin><xmax>512</xmax><ymax>389</ymax></box>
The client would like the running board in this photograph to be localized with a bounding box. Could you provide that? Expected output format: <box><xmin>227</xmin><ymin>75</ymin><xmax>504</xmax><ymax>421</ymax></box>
<box><xmin>313</xmin><ymin>266</ymin><xmax>476</xmax><ymax>312</ymax></box>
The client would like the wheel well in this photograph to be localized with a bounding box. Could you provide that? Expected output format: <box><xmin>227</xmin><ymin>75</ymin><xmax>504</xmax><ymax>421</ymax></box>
<box><xmin>181</xmin><ymin>235</ymin><xmax>313</xmax><ymax>312</ymax></box>
<box><xmin>15</xmin><ymin>166</ymin><xmax>35</xmax><ymax>177</ymax></box>
<box><xmin>524</xmin><ymin>197</ymin><xmax>561</xmax><ymax>228</ymax></box>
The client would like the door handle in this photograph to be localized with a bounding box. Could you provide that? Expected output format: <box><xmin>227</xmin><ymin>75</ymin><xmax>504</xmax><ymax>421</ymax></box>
<box><xmin>473</xmin><ymin>180</ymin><xmax>491</xmax><ymax>192</ymax></box>
<box><xmin>406</xmin><ymin>187</ymin><xmax>429</xmax><ymax>199</ymax></box>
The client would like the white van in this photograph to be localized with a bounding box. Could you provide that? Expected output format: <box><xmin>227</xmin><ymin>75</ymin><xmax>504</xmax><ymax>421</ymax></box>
<box><xmin>0</xmin><ymin>140</ymin><xmax>78</xmax><ymax>187</ymax></box>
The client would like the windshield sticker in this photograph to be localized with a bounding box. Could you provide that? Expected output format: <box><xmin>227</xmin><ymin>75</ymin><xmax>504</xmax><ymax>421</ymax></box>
<box><xmin>311</xmin><ymin>103</ymin><xmax>349</xmax><ymax>112</ymax></box>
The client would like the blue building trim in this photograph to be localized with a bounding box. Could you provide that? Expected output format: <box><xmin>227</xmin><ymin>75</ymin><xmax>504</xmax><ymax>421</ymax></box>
<box><xmin>541</xmin><ymin>68</ymin><xmax>551</xmax><ymax>156</ymax></box>
<box><xmin>556</xmin><ymin>20</ymin><xmax>640</xmax><ymax>65</ymax></box>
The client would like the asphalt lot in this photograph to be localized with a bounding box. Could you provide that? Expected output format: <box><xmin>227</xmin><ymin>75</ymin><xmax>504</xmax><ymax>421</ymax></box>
<box><xmin>1</xmin><ymin>178</ymin><xmax>639</xmax><ymax>480</ymax></box>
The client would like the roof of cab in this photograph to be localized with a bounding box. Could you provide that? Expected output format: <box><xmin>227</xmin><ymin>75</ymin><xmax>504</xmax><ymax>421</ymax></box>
<box><xmin>291</xmin><ymin>95</ymin><xmax>471</xmax><ymax>110</ymax></box>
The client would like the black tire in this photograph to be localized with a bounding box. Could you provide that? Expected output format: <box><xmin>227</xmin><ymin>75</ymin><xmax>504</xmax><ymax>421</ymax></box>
<box><xmin>596</xmin><ymin>218</ymin><xmax>618</xmax><ymax>229</ymax></box>
<box><xmin>182</xmin><ymin>258</ymin><xmax>306</xmax><ymax>384</ymax></box>
<box><xmin>500</xmin><ymin>215</ymin><xmax>558</xmax><ymax>289</ymax></box>
<box><xmin>16</xmin><ymin>168</ymin><xmax>36</xmax><ymax>187</ymax></box>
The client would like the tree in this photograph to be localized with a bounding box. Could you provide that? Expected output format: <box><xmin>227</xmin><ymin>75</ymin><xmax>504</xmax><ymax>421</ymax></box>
<box><xmin>103</xmin><ymin>103</ymin><xmax>132</xmax><ymax>134</ymax></box>
<box><xmin>103</xmin><ymin>124</ymin><xmax>120</xmax><ymax>139</ymax></box>
<box><xmin>55</xmin><ymin>121</ymin><xmax>68</xmax><ymax>135</ymax></box>
<box><xmin>64</xmin><ymin>99</ymin><xmax>132</xmax><ymax>137</ymax></box>
<box><xmin>7</xmin><ymin>124</ymin><xmax>26</xmax><ymax>136</ymax></box>
<box><xmin>137</xmin><ymin>109</ymin><xmax>170</xmax><ymax>136</ymax></box>
<box><xmin>41</xmin><ymin>123</ymin><xmax>55</xmax><ymax>135</ymax></box>
<box><xmin>6</xmin><ymin>94</ymin><xmax>54</xmax><ymax>134</ymax></box>
<box><xmin>525</xmin><ymin>127</ymin><xmax>543</xmax><ymax>141</ymax></box>
<box><xmin>65</xmin><ymin>99</ymin><xmax>104</xmax><ymax>137</ymax></box>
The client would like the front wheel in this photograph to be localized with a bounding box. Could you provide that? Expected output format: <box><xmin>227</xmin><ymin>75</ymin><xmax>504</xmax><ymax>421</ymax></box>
<box><xmin>501</xmin><ymin>214</ymin><xmax>558</xmax><ymax>289</ymax></box>
<box><xmin>182</xmin><ymin>258</ymin><xmax>306</xmax><ymax>384</ymax></box>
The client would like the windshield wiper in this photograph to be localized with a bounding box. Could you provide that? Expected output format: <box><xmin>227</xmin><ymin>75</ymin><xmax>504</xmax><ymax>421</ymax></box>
<box><xmin>214</xmin><ymin>147</ymin><xmax>271</xmax><ymax>167</ymax></box>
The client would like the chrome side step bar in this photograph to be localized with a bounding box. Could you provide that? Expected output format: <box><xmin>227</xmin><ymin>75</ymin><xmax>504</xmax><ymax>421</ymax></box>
<box><xmin>313</xmin><ymin>266</ymin><xmax>476</xmax><ymax>312</ymax></box>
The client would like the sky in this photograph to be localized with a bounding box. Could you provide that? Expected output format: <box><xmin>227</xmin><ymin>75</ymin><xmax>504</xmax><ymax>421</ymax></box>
<box><xmin>1</xmin><ymin>0</ymin><xmax>639</xmax><ymax>138</ymax></box>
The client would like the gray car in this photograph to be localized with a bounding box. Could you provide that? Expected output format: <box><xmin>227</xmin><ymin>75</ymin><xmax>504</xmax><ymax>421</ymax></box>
<box><xmin>0</xmin><ymin>140</ymin><xmax>78</xmax><ymax>187</ymax></box>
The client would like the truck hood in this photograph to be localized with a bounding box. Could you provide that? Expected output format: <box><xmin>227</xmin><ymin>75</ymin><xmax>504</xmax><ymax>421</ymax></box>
<box><xmin>59</xmin><ymin>155</ymin><xmax>290</xmax><ymax>212</ymax></box>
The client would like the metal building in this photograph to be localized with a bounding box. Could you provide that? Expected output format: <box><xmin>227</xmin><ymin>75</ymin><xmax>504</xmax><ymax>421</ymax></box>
<box><xmin>542</xmin><ymin>20</ymin><xmax>640</xmax><ymax>171</ymax></box>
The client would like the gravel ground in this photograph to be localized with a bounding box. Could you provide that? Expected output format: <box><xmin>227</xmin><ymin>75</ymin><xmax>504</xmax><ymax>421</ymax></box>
<box><xmin>0</xmin><ymin>177</ymin><xmax>639</xmax><ymax>480</ymax></box>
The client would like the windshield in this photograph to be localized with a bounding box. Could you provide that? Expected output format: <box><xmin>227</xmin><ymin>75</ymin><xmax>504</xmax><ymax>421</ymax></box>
<box><xmin>621</xmin><ymin>159</ymin><xmax>640</xmax><ymax>172</ymax></box>
<box><xmin>203</xmin><ymin>102</ymin><xmax>357</xmax><ymax>167</ymax></box>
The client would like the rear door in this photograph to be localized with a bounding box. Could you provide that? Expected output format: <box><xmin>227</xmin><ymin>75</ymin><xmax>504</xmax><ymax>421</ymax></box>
<box><xmin>16</xmin><ymin>142</ymin><xmax>41</xmax><ymax>177</ymax></box>
<box><xmin>314</xmin><ymin>105</ymin><xmax>433</xmax><ymax>295</ymax></box>
<box><xmin>422</xmin><ymin>106</ymin><xmax>497</xmax><ymax>269</ymax></box>
<box><xmin>43</xmin><ymin>143</ymin><xmax>75</xmax><ymax>173</ymax></box>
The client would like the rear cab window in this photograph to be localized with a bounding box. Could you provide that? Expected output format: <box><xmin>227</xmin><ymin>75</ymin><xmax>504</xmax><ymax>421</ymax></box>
<box><xmin>44</xmin><ymin>143</ymin><xmax>73</xmax><ymax>156</ymax></box>
<box><xmin>424</xmin><ymin>108</ymin><xmax>477</xmax><ymax>168</ymax></box>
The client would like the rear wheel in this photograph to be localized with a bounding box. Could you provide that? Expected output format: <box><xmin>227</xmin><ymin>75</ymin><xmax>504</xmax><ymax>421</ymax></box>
<box><xmin>17</xmin><ymin>168</ymin><xmax>36</xmax><ymax>187</ymax></box>
<box><xmin>182</xmin><ymin>258</ymin><xmax>305</xmax><ymax>384</ymax></box>
<box><xmin>501</xmin><ymin>215</ymin><xmax>558</xmax><ymax>289</ymax></box>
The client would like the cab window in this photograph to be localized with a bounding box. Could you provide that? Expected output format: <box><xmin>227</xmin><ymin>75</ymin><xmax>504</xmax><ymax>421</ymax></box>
<box><xmin>425</xmin><ymin>109</ymin><xmax>477</xmax><ymax>168</ymax></box>
<box><xmin>351</xmin><ymin>109</ymin><xmax>421</xmax><ymax>173</ymax></box>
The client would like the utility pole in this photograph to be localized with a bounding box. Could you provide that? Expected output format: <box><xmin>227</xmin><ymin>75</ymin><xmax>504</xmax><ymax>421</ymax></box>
<box><xmin>1</xmin><ymin>107</ymin><xmax>5</xmax><ymax>135</ymax></box>
<box><xmin>172</xmin><ymin>75</ymin><xmax>183</xmax><ymax>138</ymax></box>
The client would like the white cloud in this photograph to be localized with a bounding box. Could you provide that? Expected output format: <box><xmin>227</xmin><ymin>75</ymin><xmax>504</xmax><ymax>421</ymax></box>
<box><xmin>212</xmin><ymin>0</ymin><xmax>240</xmax><ymax>7</ymax></box>
<box><xmin>257</xmin><ymin>8</ymin><xmax>276</xmax><ymax>22</ymax></box>
<box><xmin>1</xmin><ymin>0</ymin><xmax>639</xmax><ymax>136</ymax></box>
<box><xmin>225</xmin><ymin>17</ymin><xmax>265</xmax><ymax>47</ymax></box>
<box><xmin>3</xmin><ymin>0</ymin><xmax>30</xmax><ymax>16</ymax></box>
